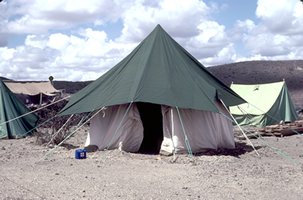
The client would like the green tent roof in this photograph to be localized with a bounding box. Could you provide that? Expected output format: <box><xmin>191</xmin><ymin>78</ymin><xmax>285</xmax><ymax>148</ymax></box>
<box><xmin>0</xmin><ymin>79</ymin><xmax>39</xmax><ymax>139</ymax></box>
<box><xmin>230</xmin><ymin>81</ymin><xmax>298</xmax><ymax>126</ymax></box>
<box><xmin>58</xmin><ymin>25</ymin><xmax>245</xmax><ymax>116</ymax></box>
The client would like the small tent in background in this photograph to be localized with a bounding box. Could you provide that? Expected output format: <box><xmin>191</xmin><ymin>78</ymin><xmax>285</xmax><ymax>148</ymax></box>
<box><xmin>0</xmin><ymin>79</ymin><xmax>39</xmax><ymax>139</ymax></box>
<box><xmin>230</xmin><ymin>81</ymin><xmax>298</xmax><ymax>127</ymax></box>
<box><xmin>4</xmin><ymin>81</ymin><xmax>63</xmax><ymax>105</ymax></box>
<box><xmin>58</xmin><ymin>24</ymin><xmax>246</xmax><ymax>154</ymax></box>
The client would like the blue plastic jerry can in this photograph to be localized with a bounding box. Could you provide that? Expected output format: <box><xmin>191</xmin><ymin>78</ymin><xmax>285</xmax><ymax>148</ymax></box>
<box><xmin>75</xmin><ymin>149</ymin><xmax>86</xmax><ymax>159</ymax></box>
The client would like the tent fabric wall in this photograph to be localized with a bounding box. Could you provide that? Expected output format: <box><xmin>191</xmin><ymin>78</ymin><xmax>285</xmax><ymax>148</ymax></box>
<box><xmin>85</xmin><ymin>101</ymin><xmax>234</xmax><ymax>153</ymax></box>
<box><xmin>85</xmin><ymin>103</ymin><xmax>144</xmax><ymax>152</ymax></box>
<box><xmin>161</xmin><ymin>100</ymin><xmax>234</xmax><ymax>153</ymax></box>
<box><xmin>230</xmin><ymin>81</ymin><xmax>298</xmax><ymax>127</ymax></box>
<box><xmin>0</xmin><ymin>79</ymin><xmax>39</xmax><ymax>139</ymax></box>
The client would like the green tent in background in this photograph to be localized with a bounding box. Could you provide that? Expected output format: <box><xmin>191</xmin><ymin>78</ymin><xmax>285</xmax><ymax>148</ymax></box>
<box><xmin>58</xmin><ymin>24</ymin><xmax>247</xmax><ymax>154</ymax></box>
<box><xmin>0</xmin><ymin>79</ymin><xmax>39</xmax><ymax>139</ymax></box>
<box><xmin>230</xmin><ymin>81</ymin><xmax>298</xmax><ymax>127</ymax></box>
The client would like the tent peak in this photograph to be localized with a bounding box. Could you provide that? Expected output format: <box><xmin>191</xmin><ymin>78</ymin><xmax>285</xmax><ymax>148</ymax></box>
<box><xmin>58</xmin><ymin>24</ymin><xmax>246</xmax><ymax>116</ymax></box>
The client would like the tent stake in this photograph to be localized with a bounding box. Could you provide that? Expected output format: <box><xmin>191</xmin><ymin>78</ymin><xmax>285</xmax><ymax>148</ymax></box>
<box><xmin>171</xmin><ymin>108</ymin><xmax>177</xmax><ymax>162</ymax></box>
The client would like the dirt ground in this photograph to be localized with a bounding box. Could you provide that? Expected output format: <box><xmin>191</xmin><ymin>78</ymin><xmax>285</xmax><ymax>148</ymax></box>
<box><xmin>1</xmin><ymin>123</ymin><xmax>303</xmax><ymax>200</ymax></box>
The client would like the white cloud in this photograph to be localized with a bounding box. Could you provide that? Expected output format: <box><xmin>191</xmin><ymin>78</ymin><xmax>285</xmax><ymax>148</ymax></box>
<box><xmin>3</xmin><ymin>0</ymin><xmax>123</xmax><ymax>35</ymax></box>
<box><xmin>25</xmin><ymin>35</ymin><xmax>49</xmax><ymax>49</ymax></box>
<box><xmin>117</xmin><ymin>0</ymin><xmax>210</xmax><ymax>43</ymax></box>
<box><xmin>235</xmin><ymin>20</ymin><xmax>256</xmax><ymax>33</ymax></box>
<box><xmin>48</xmin><ymin>33</ymin><xmax>71</xmax><ymax>52</ymax></box>
<box><xmin>256</xmin><ymin>0</ymin><xmax>303</xmax><ymax>34</ymax></box>
<box><xmin>0</xmin><ymin>0</ymin><xmax>242</xmax><ymax>80</ymax></box>
<box><xmin>184</xmin><ymin>20</ymin><xmax>237</xmax><ymax>66</ymax></box>
<box><xmin>1</xmin><ymin>0</ymin><xmax>303</xmax><ymax>81</ymax></box>
<box><xmin>231</xmin><ymin>0</ymin><xmax>303</xmax><ymax>61</ymax></box>
<box><xmin>200</xmin><ymin>43</ymin><xmax>238</xmax><ymax>66</ymax></box>
<box><xmin>1</xmin><ymin>47</ymin><xmax>16</xmax><ymax>60</ymax></box>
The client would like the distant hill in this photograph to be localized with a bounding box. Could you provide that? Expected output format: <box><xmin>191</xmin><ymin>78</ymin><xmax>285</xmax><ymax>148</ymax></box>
<box><xmin>54</xmin><ymin>60</ymin><xmax>303</xmax><ymax>94</ymax></box>
<box><xmin>207</xmin><ymin>60</ymin><xmax>303</xmax><ymax>110</ymax></box>
<box><xmin>207</xmin><ymin>60</ymin><xmax>303</xmax><ymax>91</ymax></box>
<box><xmin>2</xmin><ymin>60</ymin><xmax>303</xmax><ymax>109</ymax></box>
<box><xmin>53</xmin><ymin>81</ymin><xmax>93</xmax><ymax>94</ymax></box>
<box><xmin>0</xmin><ymin>77</ymin><xmax>12</xmax><ymax>81</ymax></box>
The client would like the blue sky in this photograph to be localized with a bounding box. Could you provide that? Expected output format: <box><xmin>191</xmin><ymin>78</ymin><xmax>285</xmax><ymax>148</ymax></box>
<box><xmin>0</xmin><ymin>0</ymin><xmax>303</xmax><ymax>81</ymax></box>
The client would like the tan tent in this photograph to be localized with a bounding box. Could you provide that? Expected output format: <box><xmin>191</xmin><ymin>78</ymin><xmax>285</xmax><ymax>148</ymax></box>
<box><xmin>4</xmin><ymin>81</ymin><xmax>63</xmax><ymax>105</ymax></box>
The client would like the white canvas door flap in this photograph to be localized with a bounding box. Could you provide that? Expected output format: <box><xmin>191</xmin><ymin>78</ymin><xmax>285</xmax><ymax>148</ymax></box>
<box><xmin>214</xmin><ymin>100</ymin><xmax>235</xmax><ymax>148</ymax></box>
<box><xmin>85</xmin><ymin>103</ymin><xmax>143</xmax><ymax>152</ymax></box>
<box><xmin>160</xmin><ymin>100</ymin><xmax>234</xmax><ymax>154</ymax></box>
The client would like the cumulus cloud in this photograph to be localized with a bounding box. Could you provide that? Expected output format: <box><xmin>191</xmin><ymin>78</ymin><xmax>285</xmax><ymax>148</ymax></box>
<box><xmin>4</xmin><ymin>0</ymin><xmax>123</xmax><ymax>34</ymax></box>
<box><xmin>0</xmin><ymin>0</ymin><xmax>302</xmax><ymax>81</ymax></box>
<box><xmin>185</xmin><ymin>21</ymin><xmax>230</xmax><ymax>59</ymax></box>
<box><xmin>118</xmin><ymin>0</ymin><xmax>210</xmax><ymax>43</ymax></box>
<box><xmin>1</xmin><ymin>0</ymin><xmax>222</xmax><ymax>81</ymax></box>
<box><xmin>256</xmin><ymin>0</ymin><xmax>303</xmax><ymax>34</ymax></box>
<box><xmin>230</xmin><ymin>0</ymin><xmax>303</xmax><ymax>62</ymax></box>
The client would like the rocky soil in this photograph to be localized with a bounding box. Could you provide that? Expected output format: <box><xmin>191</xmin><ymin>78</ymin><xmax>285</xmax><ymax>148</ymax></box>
<box><xmin>1</xmin><ymin>123</ymin><xmax>303</xmax><ymax>199</ymax></box>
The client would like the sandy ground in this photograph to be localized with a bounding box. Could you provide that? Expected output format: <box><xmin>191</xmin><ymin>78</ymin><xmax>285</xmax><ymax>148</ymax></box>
<box><xmin>1</xmin><ymin>125</ymin><xmax>303</xmax><ymax>200</ymax></box>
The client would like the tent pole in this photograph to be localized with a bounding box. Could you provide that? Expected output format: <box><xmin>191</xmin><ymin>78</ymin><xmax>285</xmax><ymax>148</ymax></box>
<box><xmin>219</xmin><ymin>100</ymin><xmax>260</xmax><ymax>158</ymax></box>
<box><xmin>171</xmin><ymin>108</ymin><xmax>177</xmax><ymax>162</ymax></box>
<box><xmin>39</xmin><ymin>92</ymin><xmax>42</xmax><ymax>106</ymax></box>
<box><xmin>176</xmin><ymin>106</ymin><xmax>194</xmax><ymax>163</ymax></box>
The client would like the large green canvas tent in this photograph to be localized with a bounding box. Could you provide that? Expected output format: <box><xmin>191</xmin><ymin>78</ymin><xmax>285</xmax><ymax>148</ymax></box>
<box><xmin>230</xmin><ymin>81</ymin><xmax>298</xmax><ymax>127</ymax></box>
<box><xmin>0</xmin><ymin>79</ymin><xmax>39</xmax><ymax>139</ymax></box>
<box><xmin>58</xmin><ymin>24</ymin><xmax>246</xmax><ymax>154</ymax></box>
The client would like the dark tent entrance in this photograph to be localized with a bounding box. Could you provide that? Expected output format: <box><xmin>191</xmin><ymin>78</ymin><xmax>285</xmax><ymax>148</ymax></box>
<box><xmin>136</xmin><ymin>102</ymin><xmax>163</xmax><ymax>154</ymax></box>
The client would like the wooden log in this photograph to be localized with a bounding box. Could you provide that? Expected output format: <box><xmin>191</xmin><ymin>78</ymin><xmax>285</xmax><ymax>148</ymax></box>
<box><xmin>258</xmin><ymin>128</ymin><xmax>265</xmax><ymax>132</ymax></box>
<box><xmin>272</xmin><ymin>127</ymin><xmax>303</xmax><ymax>136</ymax></box>
<box><xmin>272</xmin><ymin>132</ymin><xmax>282</xmax><ymax>137</ymax></box>
<box><xmin>295</xmin><ymin>121</ymin><xmax>303</xmax><ymax>127</ymax></box>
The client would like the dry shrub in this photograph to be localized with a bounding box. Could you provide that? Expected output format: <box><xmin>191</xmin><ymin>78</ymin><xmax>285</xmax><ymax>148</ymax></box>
<box><xmin>33</xmin><ymin>98</ymin><xmax>89</xmax><ymax>145</ymax></box>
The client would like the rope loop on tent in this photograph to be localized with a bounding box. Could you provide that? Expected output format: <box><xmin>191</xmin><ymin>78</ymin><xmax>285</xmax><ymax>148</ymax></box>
<box><xmin>219</xmin><ymin>111</ymin><xmax>302</xmax><ymax>168</ymax></box>
<box><xmin>100</xmin><ymin>102</ymin><xmax>133</xmax><ymax>163</ymax></box>
<box><xmin>176</xmin><ymin>106</ymin><xmax>194</xmax><ymax>163</ymax></box>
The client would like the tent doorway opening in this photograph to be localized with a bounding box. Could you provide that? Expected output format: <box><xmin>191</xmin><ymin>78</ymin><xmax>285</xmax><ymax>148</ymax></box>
<box><xmin>136</xmin><ymin>102</ymin><xmax>163</xmax><ymax>154</ymax></box>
